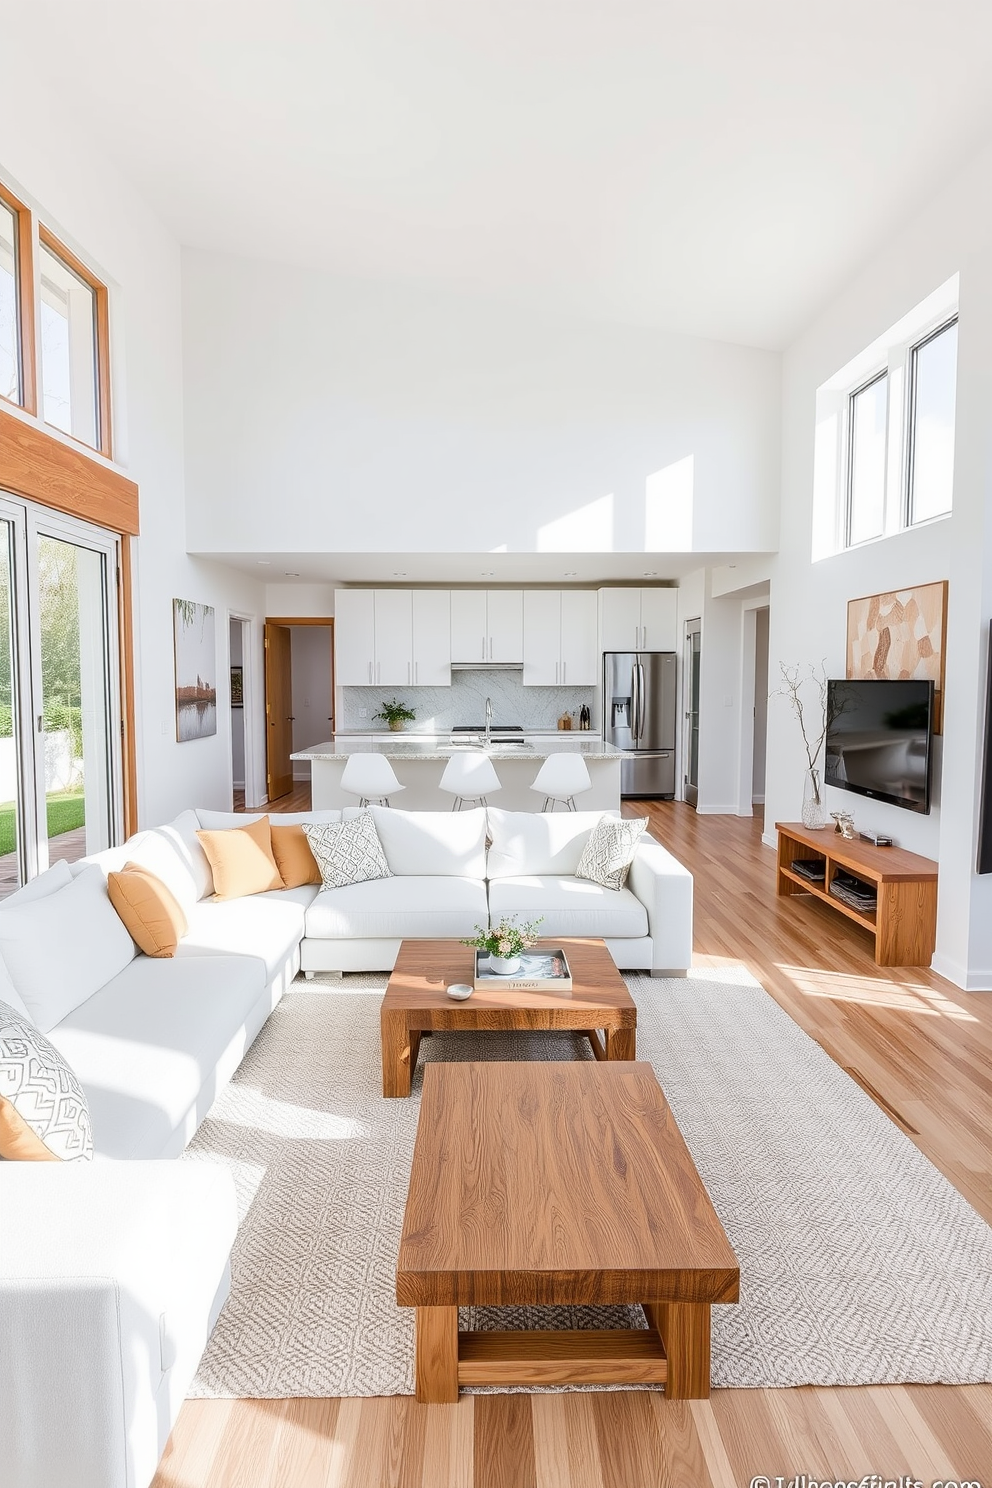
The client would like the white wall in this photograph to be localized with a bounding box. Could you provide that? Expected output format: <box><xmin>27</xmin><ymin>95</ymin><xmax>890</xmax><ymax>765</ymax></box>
<box><xmin>265</xmin><ymin>583</ymin><xmax>336</xmax><ymax>618</ymax></box>
<box><xmin>768</xmin><ymin>136</ymin><xmax>992</xmax><ymax>988</ymax></box>
<box><xmin>0</xmin><ymin>78</ymin><xmax>267</xmax><ymax>825</ymax></box>
<box><xmin>182</xmin><ymin>250</ymin><xmax>781</xmax><ymax>558</ymax></box>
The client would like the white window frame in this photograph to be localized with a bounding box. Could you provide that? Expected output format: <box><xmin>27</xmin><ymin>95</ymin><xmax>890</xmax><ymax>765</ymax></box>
<box><xmin>904</xmin><ymin>315</ymin><xmax>959</xmax><ymax>530</ymax></box>
<box><xmin>812</xmin><ymin>275</ymin><xmax>959</xmax><ymax>563</ymax></box>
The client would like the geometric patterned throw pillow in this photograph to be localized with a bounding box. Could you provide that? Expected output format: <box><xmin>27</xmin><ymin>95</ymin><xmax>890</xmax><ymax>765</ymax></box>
<box><xmin>575</xmin><ymin>815</ymin><xmax>648</xmax><ymax>892</ymax></box>
<box><xmin>302</xmin><ymin>813</ymin><xmax>393</xmax><ymax>891</ymax></box>
<box><xmin>0</xmin><ymin>999</ymin><xmax>93</xmax><ymax>1161</ymax></box>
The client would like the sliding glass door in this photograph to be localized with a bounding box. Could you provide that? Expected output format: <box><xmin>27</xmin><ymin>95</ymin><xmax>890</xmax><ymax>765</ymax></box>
<box><xmin>0</xmin><ymin>493</ymin><xmax>121</xmax><ymax>895</ymax></box>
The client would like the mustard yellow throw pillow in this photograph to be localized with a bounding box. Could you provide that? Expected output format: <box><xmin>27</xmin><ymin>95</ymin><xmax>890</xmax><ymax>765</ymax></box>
<box><xmin>196</xmin><ymin>815</ymin><xmax>284</xmax><ymax>900</ymax></box>
<box><xmin>107</xmin><ymin>862</ymin><xmax>188</xmax><ymax>957</ymax></box>
<box><xmin>270</xmin><ymin>823</ymin><xmax>322</xmax><ymax>888</ymax></box>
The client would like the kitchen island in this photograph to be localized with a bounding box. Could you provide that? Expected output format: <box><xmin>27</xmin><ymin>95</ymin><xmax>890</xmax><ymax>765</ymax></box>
<box><xmin>292</xmin><ymin>734</ymin><xmax>622</xmax><ymax>811</ymax></box>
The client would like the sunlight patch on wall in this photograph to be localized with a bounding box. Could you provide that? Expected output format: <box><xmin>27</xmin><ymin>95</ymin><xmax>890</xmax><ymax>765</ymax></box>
<box><xmin>645</xmin><ymin>456</ymin><xmax>693</xmax><ymax>550</ymax></box>
<box><xmin>537</xmin><ymin>494</ymin><xmax>614</xmax><ymax>552</ymax></box>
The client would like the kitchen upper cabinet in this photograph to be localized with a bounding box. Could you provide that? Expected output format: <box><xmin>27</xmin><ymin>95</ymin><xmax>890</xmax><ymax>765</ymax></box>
<box><xmin>523</xmin><ymin>590</ymin><xmax>598</xmax><ymax>686</ymax></box>
<box><xmin>334</xmin><ymin>589</ymin><xmax>376</xmax><ymax>685</ymax></box>
<box><xmin>640</xmin><ymin>588</ymin><xmax>678</xmax><ymax>650</ymax></box>
<box><xmin>598</xmin><ymin>588</ymin><xmax>641</xmax><ymax>653</ymax></box>
<box><xmin>334</xmin><ymin>588</ymin><xmax>451</xmax><ymax>686</ymax></box>
<box><xmin>450</xmin><ymin>590</ymin><xmax>523</xmax><ymax>662</ymax></box>
<box><xmin>522</xmin><ymin>591</ymin><xmax>561</xmax><ymax>686</ymax></box>
<box><xmin>450</xmin><ymin>591</ymin><xmax>488</xmax><ymax>663</ymax></box>
<box><xmin>486</xmin><ymin>590</ymin><xmax>523</xmax><ymax>662</ymax></box>
<box><xmin>374</xmin><ymin>590</ymin><xmax>413</xmax><ymax>686</ymax></box>
<box><xmin>411</xmin><ymin>590</ymin><xmax>451</xmax><ymax>686</ymax></box>
<box><xmin>599</xmin><ymin>587</ymin><xmax>677</xmax><ymax>652</ymax></box>
<box><xmin>560</xmin><ymin>591</ymin><xmax>598</xmax><ymax>685</ymax></box>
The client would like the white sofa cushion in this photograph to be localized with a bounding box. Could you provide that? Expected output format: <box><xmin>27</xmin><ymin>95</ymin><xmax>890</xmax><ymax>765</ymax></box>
<box><xmin>369</xmin><ymin>806</ymin><xmax>488</xmax><ymax>878</ymax></box>
<box><xmin>2</xmin><ymin>860</ymin><xmax>73</xmax><ymax>905</ymax></box>
<box><xmin>0</xmin><ymin>862</ymin><xmax>118</xmax><ymax>1020</ymax></box>
<box><xmin>178</xmin><ymin>893</ymin><xmax>309</xmax><ymax>981</ymax></box>
<box><xmin>306</xmin><ymin>876</ymin><xmax>488</xmax><ymax>940</ymax></box>
<box><xmin>124</xmin><ymin>811</ymin><xmax>213</xmax><ymax>909</ymax></box>
<box><xmin>488</xmin><ymin>875</ymin><xmax>649</xmax><ymax>939</ymax></box>
<box><xmin>195</xmin><ymin>808</ymin><xmax>343</xmax><ymax>830</ymax></box>
<box><xmin>47</xmin><ymin>954</ymin><xmax>266</xmax><ymax>1159</ymax></box>
<box><xmin>0</xmin><ymin>867</ymin><xmax>137</xmax><ymax>1033</ymax></box>
<box><xmin>486</xmin><ymin>809</ymin><xmax>614</xmax><ymax>878</ymax></box>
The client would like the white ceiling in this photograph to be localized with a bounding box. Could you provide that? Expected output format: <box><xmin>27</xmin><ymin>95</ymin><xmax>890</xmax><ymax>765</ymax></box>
<box><xmin>8</xmin><ymin>1</ymin><xmax>992</xmax><ymax>349</ymax></box>
<box><xmin>203</xmin><ymin>550</ymin><xmax>762</xmax><ymax>586</ymax></box>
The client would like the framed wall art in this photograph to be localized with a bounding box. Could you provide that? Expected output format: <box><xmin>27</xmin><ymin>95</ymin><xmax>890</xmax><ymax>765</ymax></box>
<box><xmin>846</xmin><ymin>580</ymin><xmax>948</xmax><ymax>732</ymax></box>
<box><xmin>173</xmin><ymin>598</ymin><xmax>217</xmax><ymax>742</ymax></box>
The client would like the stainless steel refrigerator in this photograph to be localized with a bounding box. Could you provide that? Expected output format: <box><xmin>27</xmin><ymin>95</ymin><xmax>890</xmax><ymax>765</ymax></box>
<box><xmin>603</xmin><ymin>651</ymin><xmax>678</xmax><ymax>798</ymax></box>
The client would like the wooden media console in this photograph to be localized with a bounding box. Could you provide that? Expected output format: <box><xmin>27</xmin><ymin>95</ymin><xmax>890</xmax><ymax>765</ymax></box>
<box><xmin>775</xmin><ymin>821</ymin><xmax>938</xmax><ymax>967</ymax></box>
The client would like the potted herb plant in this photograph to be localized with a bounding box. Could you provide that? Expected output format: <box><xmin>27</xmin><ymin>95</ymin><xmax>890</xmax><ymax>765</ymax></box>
<box><xmin>373</xmin><ymin>699</ymin><xmax>417</xmax><ymax>733</ymax></box>
<box><xmin>463</xmin><ymin>915</ymin><xmax>544</xmax><ymax>976</ymax></box>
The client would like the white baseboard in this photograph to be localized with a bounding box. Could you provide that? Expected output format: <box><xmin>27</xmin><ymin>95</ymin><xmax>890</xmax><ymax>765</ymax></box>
<box><xmin>929</xmin><ymin>951</ymin><xmax>992</xmax><ymax>992</ymax></box>
<box><xmin>761</xmin><ymin>830</ymin><xmax>777</xmax><ymax>850</ymax></box>
<box><xmin>695</xmin><ymin>804</ymin><xmax>739</xmax><ymax>815</ymax></box>
<box><xmin>752</xmin><ymin>794</ymin><xmax>765</xmax><ymax>805</ymax></box>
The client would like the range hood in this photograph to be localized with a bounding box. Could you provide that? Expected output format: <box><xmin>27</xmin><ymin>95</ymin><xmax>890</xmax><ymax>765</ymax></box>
<box><xmin>450</xmin><ymin>662</ymin><xmax>524</xmax><ymax>671</ymax></box>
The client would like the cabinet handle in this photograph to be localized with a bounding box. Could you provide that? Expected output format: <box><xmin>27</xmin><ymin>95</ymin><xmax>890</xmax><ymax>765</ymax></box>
<box><xmin>415</xmin><ymin>661</ymin><xmax>418</xmax><ymax>683</ymax></box>
<box><xmin>376</xmin><ymin>662</ymin><xmax>381</xmax><ymax>684</ymax></box>
<box><xmin>368</xmin><ymin>660</ymin><xmax>373</xmax><ymax>684</ymax></box>
<box><xmin>489</xmin><ymin>635</ymin><xmax>493</xmax><ymax>660</ymax></box>
<box><xmin>482</xmin><ymin>635</ymin><xmax>486</xmax><ymax>660</ymax></box>
<box><xmin>407</xmin><ymin>661</ymin><xmax>411</xmax><ymax>684</ymax></box>
<box><xmin>562</xmin><ymin>660</ymin><xmax>566</xmax><ymax>684</ymax></box>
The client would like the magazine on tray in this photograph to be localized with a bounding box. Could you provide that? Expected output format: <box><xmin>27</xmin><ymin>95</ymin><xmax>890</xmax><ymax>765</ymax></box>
<box><xmin>473</xmin><ymin>948</ymin><xmax>573</xmax><ymax>993</ymax></box>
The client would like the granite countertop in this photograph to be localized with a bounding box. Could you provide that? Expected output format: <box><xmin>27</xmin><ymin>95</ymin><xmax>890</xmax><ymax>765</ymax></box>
<box><xmin>291</xmin><ymin>735</ymin><xmax>623</xmax><ymax>762</ymax></box>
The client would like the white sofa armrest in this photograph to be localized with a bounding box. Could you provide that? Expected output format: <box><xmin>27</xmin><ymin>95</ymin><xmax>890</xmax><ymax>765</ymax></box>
<box><xmin>0</xmin><ymin>1160</ymin><xmax>237</xmax><ymax>1488</ymax></box>
<box><xmin>627</xmin><ymin>835</ymin><xmax>693</xmax><ymax>976</ymax></box>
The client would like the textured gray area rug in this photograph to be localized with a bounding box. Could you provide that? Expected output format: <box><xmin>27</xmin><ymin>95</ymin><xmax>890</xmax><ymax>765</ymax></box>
<box><xmin>184</xmin><ymin>968</ymin><xmax>992</xmax><ymax>1397</ymax></box>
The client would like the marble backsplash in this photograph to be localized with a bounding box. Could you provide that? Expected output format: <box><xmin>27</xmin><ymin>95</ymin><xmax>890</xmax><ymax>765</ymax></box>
<box><xmin>338</xmin><ymin>669</ymin><xmax>597</xmax><ymax>734</ymax></box>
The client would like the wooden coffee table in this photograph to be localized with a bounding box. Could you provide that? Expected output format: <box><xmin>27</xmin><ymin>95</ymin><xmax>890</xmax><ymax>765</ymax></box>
<box><xmin>397</xmin><ymin>1060</ymin><xmax>739</xmax><ymax>1402</ymax></box>
<box><xmin>380</xmin><ymin>937</ymin><xmax>636</xmax><ymax>1097</ymax></box>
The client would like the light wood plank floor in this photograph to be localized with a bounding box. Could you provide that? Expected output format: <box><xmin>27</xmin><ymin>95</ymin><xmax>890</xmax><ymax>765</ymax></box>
<box><xmin>156</xmin><ymin>801</ymin><xmax>992</xmax><ymax>1487</ymax></box>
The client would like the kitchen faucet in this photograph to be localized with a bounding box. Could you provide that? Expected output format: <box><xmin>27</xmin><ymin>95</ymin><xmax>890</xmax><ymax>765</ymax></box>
<box><xmin>485</xmin><ymin>696</ymin><xmax>493</xmax><ymax>746</ymax></box>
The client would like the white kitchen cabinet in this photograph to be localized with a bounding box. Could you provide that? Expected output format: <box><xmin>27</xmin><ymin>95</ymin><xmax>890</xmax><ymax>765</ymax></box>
<box><xmin>486</xmin><ymin>590</ymin><xmax>523</xmax><ymax>662</ymax></box>
<box><xmin>560</xmin><ymin>590</ymin><xmax>598</xmax><ymax>685</ymax></box>
<box><xmin>450</xmin><ymin>591</ymin><xmax>488</xmax><ymax>663</ymax></box>
<box><xmin>640</xmin><ymin>588</ymin><xmax>678</xmax><ymax>650</ymax></box>
<box><xmin>523</xmin><ymin>590</ymin><xmax>597</xmax><ymax>686</ymax></box>
<box><xmin>598</xmin><ymin>588</ymin><xmax>642</xmax><ymax>653</ymax></box>
<box><xmin>522</xmin><ymin>591</ymin><xmax>562</xmax><ymax>685</ymax></box>
<box><xmin>334</xmin><ymin>589</ymin><xmax>376</xmax><ymax>685</ymax></box>
<box><xmin>599</xmin><ymin>587</ymin><xmax>677</xmax><ymax>652</ymax></box>
<box><xmin>450</xmin><ymin>590</ymin><xmax>523</xmax><ymax>663</ymax></box>
<box><xmin>411</xmin><ymin>590</ymin><xmax>451</xmax><ymax>686</ymax></box>
<box><xmin>373</xmin><ymin>590</ymin><xmax>413</xmax><ymax>687</ymax></box>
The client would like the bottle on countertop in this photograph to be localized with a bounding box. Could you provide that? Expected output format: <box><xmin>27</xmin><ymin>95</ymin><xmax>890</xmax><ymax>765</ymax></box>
<box><xmin>579</xmin><ymin>703</ymin><xmax>591</xmax><ymax>731</ymax></box>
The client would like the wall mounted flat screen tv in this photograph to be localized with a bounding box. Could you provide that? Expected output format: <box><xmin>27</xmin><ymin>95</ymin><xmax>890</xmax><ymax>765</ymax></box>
<box><xmin>824</xmin><ymin>678</ymin><xmax>934</xmax><ymax>814</ymax></box>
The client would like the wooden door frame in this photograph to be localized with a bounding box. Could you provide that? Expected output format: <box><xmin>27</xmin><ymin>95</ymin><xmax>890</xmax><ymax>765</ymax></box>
<box><xmin>264</xmin><ymin>618</ymin><xmax>335</xmax><ymax>752</ymax></box>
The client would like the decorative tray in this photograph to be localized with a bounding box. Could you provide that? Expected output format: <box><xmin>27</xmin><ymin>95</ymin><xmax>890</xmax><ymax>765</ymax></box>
<box><xmin>473</xmin><ymin>948</ymin><xmax>573</xmax><ymax>993</ymax></box>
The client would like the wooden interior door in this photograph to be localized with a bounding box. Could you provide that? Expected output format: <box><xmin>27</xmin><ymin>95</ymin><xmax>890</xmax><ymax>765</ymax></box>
<box><xmin>264</xmin><ymin>622</ymin><xmax>293</xmax><ymax>801</ymax></box>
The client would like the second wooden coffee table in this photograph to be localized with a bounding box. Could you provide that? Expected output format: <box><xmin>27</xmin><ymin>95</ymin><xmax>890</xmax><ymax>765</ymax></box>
<box><xmin>380</xmin><ymin>937</ymin><xmax>636</xmax><ymax>1097</ymax></box>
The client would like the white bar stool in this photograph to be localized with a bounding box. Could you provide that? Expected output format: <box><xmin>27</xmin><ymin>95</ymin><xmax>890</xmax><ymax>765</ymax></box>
<box><xmin>530</xmin><ymin>754</ymin><xmax>593</xmax><ymax>812</ymax></box>
<box><xmin>340</xmin><ymin>753</ymin><xmax>405</xmax><ymax>807</ymax></box>
<box><xmin>439</xmin><ymin>752</ymin><xmax>503</xmax><ymax>810</ymax></box>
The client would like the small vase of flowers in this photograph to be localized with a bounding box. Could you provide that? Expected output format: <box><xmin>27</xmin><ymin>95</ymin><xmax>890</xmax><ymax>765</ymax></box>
<box><xmin>463</xmin><ymin>915</ymin><xmax>544</xmax><ymax>976</ymax></box>
<box><xmin>373</xmin><ymin>699</ymin><xmax>417</xmax><ymax>732</ymax></box>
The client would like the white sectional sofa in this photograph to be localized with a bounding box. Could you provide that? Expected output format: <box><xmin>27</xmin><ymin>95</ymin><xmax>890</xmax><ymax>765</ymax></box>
<box><xmin>0</xmin><ymin>803</ymin><xmax>693</xmax><ymax>1488</ymax></box>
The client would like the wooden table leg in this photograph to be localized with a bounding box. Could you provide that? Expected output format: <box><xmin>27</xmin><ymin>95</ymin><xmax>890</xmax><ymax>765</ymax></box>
<box><xmin>604</xmin><ymin>1025</ymin><xmax>636</xmax><ymax>1060</ymax></box>
<box><xmin>415</xmin><ymin>1306</ymin><xmax>459</xmax><ymax>1403</ymax></box>
<box><xmin>381</xmin><ymin>1007</ymin><xmax>415</xmax><ymax>1097</ymax></box>
<box><xmin>643</xmin><ymin>1301</ymin><xmax>710</xmax><ymax>1398</ymax></box>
